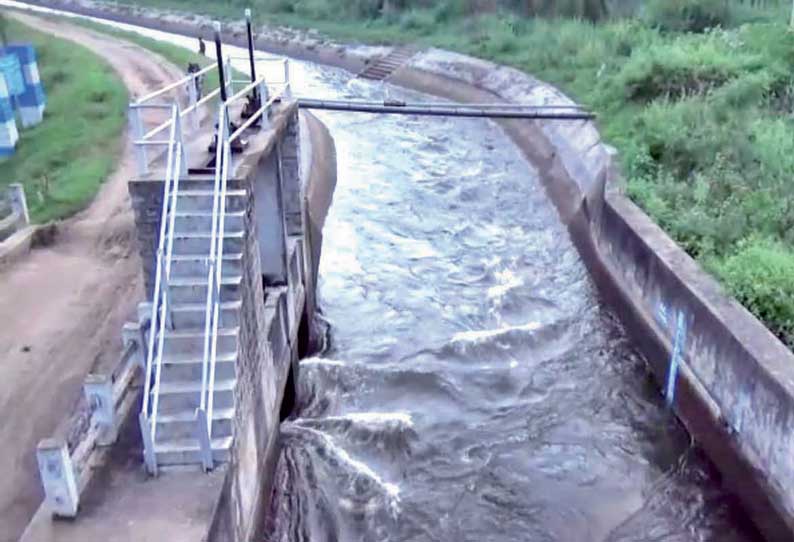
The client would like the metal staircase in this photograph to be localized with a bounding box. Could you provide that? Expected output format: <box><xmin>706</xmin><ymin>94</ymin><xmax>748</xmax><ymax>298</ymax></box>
<box><xmin>139</xmin><ymin>103</ymin><xmax>244</xmax><ymax>474</ymax></box>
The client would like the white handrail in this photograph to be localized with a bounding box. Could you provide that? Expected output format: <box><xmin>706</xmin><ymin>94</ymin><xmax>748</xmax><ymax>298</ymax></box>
<box><xmin>207</xmin><ymin>137</ymin><xmax>231</xmax><ymax>442</ymax></box>
<box><xmin>200</xmin><ymin>103</ymin><xmax>227</xmax><ymax>419</ymax></box>
<box><xmin>135</xmin><ymin>63</ymin><xmax>216</xmax><ymax>106</ymax></box>
<box><xmin>142</xmin><ymin>105</ymin><xmax>179</xmax><ymax>423</ymax></box>
<box><xmin>141</xmin><ymin>103</ymin><xmax>184</xmax><ymax>471</ymax></box>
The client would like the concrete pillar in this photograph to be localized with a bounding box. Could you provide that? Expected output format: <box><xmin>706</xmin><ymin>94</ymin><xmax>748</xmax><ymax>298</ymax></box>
<box><xmin>7</xmin><ymin>183</ymin><xmax>29</xmax><ymax>226</ymax></box>
<box><xmin>255</xmin><ymin>151</ymin><xmax>289</xmax><ymax>285</ymax></box>
<box><xmin>278</xmin><ymin>111</ymin><xmax>303</xmax><ymax>237</ymax></box>
<box><xmin>122</xmin><ymin>321</ymin><xmax>147</xmax><ymax>371</ymax></box>
<box><xmin>84</xmin><ymin>374</ymin><xmax>117</xmax><ymax>446</ymax></box>
<box><xmin>36</xmin><ymin>439</ymin><xmax>79</xmax><ymax>518</ymax></box>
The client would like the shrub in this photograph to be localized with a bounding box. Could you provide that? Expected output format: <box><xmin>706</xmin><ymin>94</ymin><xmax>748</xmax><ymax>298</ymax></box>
<box><xmin>616</xmin><ymin>31</ymin><xmax>762</xmax><ymax>101</ymax></box>
<box><xmin>645</xmin><ymin>0</ymin><xmax>735</xmax><ymax>33</ymax></box>
<box><xmin>712</xmin><ymin>238</ymin><xmax>794</xmax><ymax>347</ymax></box>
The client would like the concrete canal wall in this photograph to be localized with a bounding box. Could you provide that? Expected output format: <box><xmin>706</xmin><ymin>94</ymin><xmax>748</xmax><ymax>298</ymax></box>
<box><xmin>16</xmin><ymin>1</ymin><xmax>794</xmax><ymax>539</ymax></box>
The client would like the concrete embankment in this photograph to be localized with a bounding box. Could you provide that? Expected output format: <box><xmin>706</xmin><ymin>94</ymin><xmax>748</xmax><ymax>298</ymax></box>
<box><xmin>16</xmin><ymin>1</ymin><xmax>794</xmax><ymax>539</ymax></box>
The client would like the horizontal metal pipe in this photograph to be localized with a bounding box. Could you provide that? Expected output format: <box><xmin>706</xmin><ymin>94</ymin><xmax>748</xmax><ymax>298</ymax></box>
<box><xmin>297</xmin><ymin>98</ymin><xmax>594</xmax><ymax>119</ymax></box>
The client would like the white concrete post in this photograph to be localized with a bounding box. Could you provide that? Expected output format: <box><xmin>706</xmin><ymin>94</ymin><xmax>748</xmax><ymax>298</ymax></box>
<box><xmin>188</xmin><ymin>74</ymin><xmax>200</xmax><ymax>131</ymax></box>
<box><xmin>195</xmin><ymin>408</ymin><xmax>213</xmax><ymax>472</ymax></box>
<box><xmin>283</xmin><ymin>60</ymin><xmax>292</xmax><ymax>99</ymax></box>
<box><xmin>174</xmin><ymin>104</ymin><xmax>189</xmax><ymax>176</ymax></box>
<box><xmin>224</xmin><ymin>55</ymin><xmax>232</xmax><ymax>96</ymax></box>
<box><xmin>122</xmin><ymin>321</ymin><xmax>146</xmax><ymax>371</ymax></box>
<box><xmin>7</xmin><ymin>183</ymin><xmax>29</xmax><ymax>226</ymax></box>
<box><xmin>84</xmin><ymin>374</ymin><xmax>117</xmax><ymax>446</ymax></box>
<box><xmin>129</xmin><ymin>105</ymin><xmax>148</xmax><ymax>175</ymax></box>
<box><xmin>138</xmin><ymin>413</ymin><xmax>158</xmax><ymax>476</ymax></box>
<box><xmin>36</xmin><ymin>439</ymin><xmax>79</xmax><ymax>518</ymax></box>
<box><xmin>259</xmin><ymin>79</ymin><xmax>270</xmax><ymax>132</ymax></box>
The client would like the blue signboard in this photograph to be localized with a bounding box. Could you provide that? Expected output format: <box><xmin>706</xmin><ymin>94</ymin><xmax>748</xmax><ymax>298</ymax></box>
<box><xmin>0</xmin><ymin>54</ymin><xmax>24</xmax><ymax>97</ymax></box>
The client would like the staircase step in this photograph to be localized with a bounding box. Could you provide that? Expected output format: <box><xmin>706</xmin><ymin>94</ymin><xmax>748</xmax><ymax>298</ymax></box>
<box><xmin>155</xmin><ymin>407</ymin><xmax>234</xmax><ymax>440</ymax></box>
<box><xmin>174</xmin><ymin>210</ymin><xmax>245</xmax><ymax>232</ymax></box>
<box><xmin>172</xmin><ymin>230</ymin><xmax>245</xmax><ymax>254</ymax></box>
<box><xmin>177</xmin><ymin>189</ymin><xmax>247</xmax><ymax>212</ymax></box>
<box><xmin>154</xmin><ymin>378</ymin><xmax>236</xmax><ymax>413</ymax></box>
<box><xmin>169</xmin><ymin>274</ymin><xmax>242</xmax><ymax>287</ymax></box>
<box><xmin>167</xmin><ymin>274</ymin><xmax>243</xmax><ymax>304</ymax></box>
<box><xmin>169</xmin><ymin>253</ymin><xmax>243</xmax><ymax>278</ymax></box>
<box><xmin>162</xmin><ymin>327</ymin><xmax>238</xmax><ymax>356</ymax></box>
<box><xmin>154</xmin><ymin>436</ymin><xmax>233</xmax><ymax>465</ymax></box>
<box><xmin>161</xmin><ymin>351</ymin><xmax>237</xmax><ymax>381</ymax></box>
<box><xmin>170</xmin><ymin>300</ymin><xmax>242</xmax><ymax>328</ymax></box>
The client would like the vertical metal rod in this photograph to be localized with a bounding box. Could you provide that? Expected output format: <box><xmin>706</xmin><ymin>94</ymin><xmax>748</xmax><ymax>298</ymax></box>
<box><xmin>213</xmin><ymin>21</ymin><xmax>227</xmax><ymax>103</ymax></box>
<box><xmin>245</xmin><ymin>8</ymin><xmax>258</xmax><ymax>99</ymax></box>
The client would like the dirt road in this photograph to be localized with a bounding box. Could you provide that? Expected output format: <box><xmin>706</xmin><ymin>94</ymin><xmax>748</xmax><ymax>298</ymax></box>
<box><xmin>0</xmin><ymin>13</ymin><xmax>185</xmax><ymax>542</ymax></box>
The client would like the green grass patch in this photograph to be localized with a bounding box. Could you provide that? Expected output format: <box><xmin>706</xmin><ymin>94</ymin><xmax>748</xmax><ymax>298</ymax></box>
<box><xmin>0</xmin><ymin>14</ymin><xmax>128</xmax><ymax>223</ymax></box>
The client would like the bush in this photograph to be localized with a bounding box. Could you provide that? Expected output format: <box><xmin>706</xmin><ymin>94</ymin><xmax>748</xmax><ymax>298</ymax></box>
<box><xmin>712</xmin><ymin>238</ymin><xmax>794</xmax><ymax>347</ymax></box>
<box><xmin>645</xmin><ymin>0</ymin><xmax>735</xmax><ymax>33</ymax></box>
<box><xmin>616</xmin><ymin>30</ymin><xmax>762</xmax><ymax>101</ymax></box>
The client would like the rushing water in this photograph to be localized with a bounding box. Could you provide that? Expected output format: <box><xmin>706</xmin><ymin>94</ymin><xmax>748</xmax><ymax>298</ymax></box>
<box><xmin>266</xmin><ymin>65</ymin><xmax>760</xmax><ymax>541</ymax></box>
<box><xmin>3</xmin><ymin>3</ymin><xmax>760</xmax><ymax>539</ymax></box>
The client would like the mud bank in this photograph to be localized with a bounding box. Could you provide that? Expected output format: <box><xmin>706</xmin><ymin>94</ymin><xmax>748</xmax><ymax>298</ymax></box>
<box><xmin>16</xmin><ymin>1</ymin><xmax>794</xmax><ymax>539</ymax></box>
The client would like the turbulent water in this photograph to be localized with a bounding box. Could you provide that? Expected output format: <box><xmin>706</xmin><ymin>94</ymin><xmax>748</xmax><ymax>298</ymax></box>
<box><xmin>265</xmin><ymin>65</ymin><xmax>760</xmax><ymax>542</ymax></box>
<box><xmin>0</xmin><ymin>2</ymin><xmax>759</xmax><ymax>538</ymax></box>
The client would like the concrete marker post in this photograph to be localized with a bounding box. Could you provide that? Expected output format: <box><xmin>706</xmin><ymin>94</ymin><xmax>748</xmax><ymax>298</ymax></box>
<box><xmin>129</xmin><ymin>105</ymin><xmax>148</xmax><ymax>175</ymax></box>
<box><xmin>187</xmin><ymin>73</ymin><xmax>200</xmax><ymax>131</ymax></box>
<box><xmin>283</xmin><ymin>59</ymin><xmax>292</xmax><ymax>99</ymax></box>
<box><xmin>7</xmin><ymin>183</ymin><xmax>28</xmax><ymax>227</ymax></box>
<box><xmin>122</xmin><ymin>321</ymin><xmax>146</xmax><ymax>371</ymax></box>
<box><xmin>84</xmin><ymin>374</ymin><xmax>117</xmax><ymax>446</ymax></box>
<box><xmin>36</xmin><ymin>438</ymin><xmax>79</xmax><ymax>518</ymax></box>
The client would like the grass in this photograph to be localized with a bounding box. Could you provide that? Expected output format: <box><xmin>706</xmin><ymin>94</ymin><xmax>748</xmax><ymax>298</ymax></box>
<box><xmin>42</xmin><ymin>0</ymin><xmax>794</xmax><ymax>346</ymax></box>
<box><xmin>0</xmin><ymin>14</ymin><xmax>128</xmax><ymax>223</ymax></box>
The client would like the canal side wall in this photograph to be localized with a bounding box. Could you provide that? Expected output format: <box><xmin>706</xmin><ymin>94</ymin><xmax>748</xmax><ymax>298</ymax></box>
<box><xmin>16</xmin><ymin>1</ymin><xmax>794</xmax><ymax>538</ymax></box>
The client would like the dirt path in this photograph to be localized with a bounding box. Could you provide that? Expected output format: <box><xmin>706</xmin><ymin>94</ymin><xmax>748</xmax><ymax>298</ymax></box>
<box><xmin>0</xmin><ymin>13</ymin><xmax>186</xmax><ymax>542</ymax></box>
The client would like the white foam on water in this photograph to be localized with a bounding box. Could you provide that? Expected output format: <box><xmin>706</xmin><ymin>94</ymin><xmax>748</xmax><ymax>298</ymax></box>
<box><xmin>301</xmin><ymin>357</ymin><xmax>347</xmax><ymax>367</ymax></box>
<box><xmin>328</xmin><ymin>411</ymin><xmax>413</xmax><ymax>428</ymax></box>
<box><xmin>487</xmin><ymin>267</ymin><xmax>524</xmax><ymax>300</ymax></box>
<box><xmin>451</xmin><ymin>321</ymin><xmax>542</xmax><ymax>344</ymax></box>
<box><xmin>289</xmin><ymin>424</ymin><xmax>402</xmax><ymax>516</ymax></box>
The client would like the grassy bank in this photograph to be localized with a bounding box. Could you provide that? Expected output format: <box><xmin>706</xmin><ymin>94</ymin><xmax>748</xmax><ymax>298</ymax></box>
<box><xmin>0</xmin><ymin>14</ymin><xmax>127</xmax><ymax>223</ymax></box>
<box><xmin>110</xmin><ymin>0</ymin><xmax>794</xmax><ymax>346</ymax></box>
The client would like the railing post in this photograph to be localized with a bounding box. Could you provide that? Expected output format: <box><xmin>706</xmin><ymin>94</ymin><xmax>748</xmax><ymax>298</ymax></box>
<box><xmin>187</xmin><ymin>74</ymin><xmax>200</xmax><ymax>131</ymax></box>
<box><xmin>122</xmin><ymin>321</ymin><xmax>146</xmax><ymax>371</ymax></box>
<box><xmin>174</xmin><ymin>104</ymin><xmax>188</xmax><ymax>175</ymax></box>
<box><xmin>7</xmin><ymin>183</ymin><xmax>29</xmax><ymax>227</ymax></box>
<box><xmin>36</xmin><ymin>439</ymin><xmax>79</xmax><ymax>518</ymax></box>
<box><xmin>128</xmin><ymin>104</ymin><xmax>148</xmax><ymax>175</ymax></box>
<box><xmin>225</xmin><ymin>55</ymin><xmax>233</xmax><ymax>95</ymax></box>
<box><xmin>84</xmin><ymin>374</ymin><xmax>117</xmax><ymax>446</ymax></box>
<box><xmin>259</xmin><ymin>79</ymin><xmax>270</xmax><ymax>132</ymax></box>
<box><xmin>283</xmin><ymin>60</ymin><xmax>292</xmax><ymax>99</ymax></box>
<box><xmin>139</xmin><ymin>413</ymin><xmax>158</xmax><ymax>476</ymax></box>
<box><xmin>195</xmin><ymin>408</ymin><xmax>213</xmax><ymax>471</ymax></box>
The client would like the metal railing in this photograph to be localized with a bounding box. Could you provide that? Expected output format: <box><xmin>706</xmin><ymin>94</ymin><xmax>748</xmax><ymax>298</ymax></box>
<box><xmin>195</xmin><ymin>67</ymin><xmax>291</xmax><ymax>470</ymax></box>
<box><xmin>128</xmin><ymin>61</ymin><xmax>229</xmax><ymax>176</ymax></box>
<box><xmin>139</xmin><ymin>103</ymin><xmax>187</xmax><ymax>475</ymax></box>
